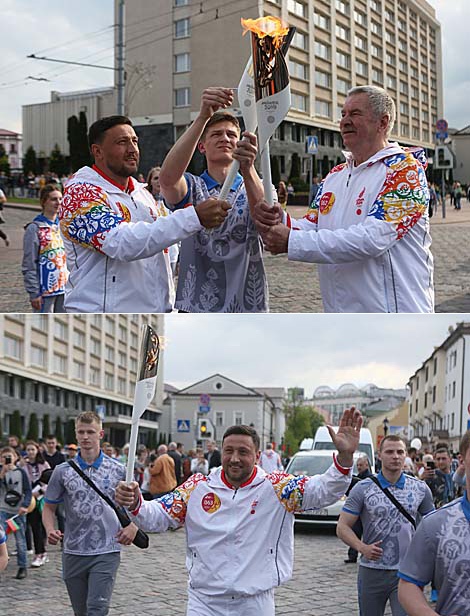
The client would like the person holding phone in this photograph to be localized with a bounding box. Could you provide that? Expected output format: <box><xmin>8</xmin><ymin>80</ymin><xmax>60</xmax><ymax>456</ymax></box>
<box><xmin>424</xmin><ymin>447</ymin><xmax>455</xmax><ymax>509</ymax></box>
<box><xmin>0</xmin><ymin>447</ymin><xmax>32</xmax><ymax>580</ymax></box>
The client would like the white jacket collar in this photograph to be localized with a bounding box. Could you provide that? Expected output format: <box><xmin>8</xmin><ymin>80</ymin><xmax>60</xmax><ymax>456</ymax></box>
<box><xmin>66</xmin><ymin>165</ymin><xmax>147</xmax><ymax>196</ymax></box>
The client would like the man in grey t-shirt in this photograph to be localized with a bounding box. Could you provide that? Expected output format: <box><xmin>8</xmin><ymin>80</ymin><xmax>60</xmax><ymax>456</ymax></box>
<box><xmin>337</xmin><ymin>435</ymin><xmax>434</xmax><ymax>616</ymax></box>
<box><xmin>398</xmin><ymin>430</ymin><xmax>470</xmax><ymax>616</ymax></box>
<box><xmin>43</xmin><ymin>411</ymin><xmax>136</xmax><ymax>615</ymax></box>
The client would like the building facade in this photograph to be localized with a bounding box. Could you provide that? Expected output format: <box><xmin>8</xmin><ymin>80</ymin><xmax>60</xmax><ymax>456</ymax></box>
<box><xmin>449</xmin><ymin>125</ymin><xmax>470</xmax><ymax>184</ymax></box>
<box><xmin>121</xmin><ymin>0</ymin><xmax>442</xmax><ymax>176</ymax></box>
<box><xmin>163</xmin><ymin>373</ymin><xmax>286</xmax><ymax>452</ymax></box>
<box><xmin>21</xmin><ymin>0</ymin><xmax>442</xmax><ymax>179</ymax></box>
<box><xmin>0</xmin><ymin>313</ymin><xmax>164</xmax><ymax>447</ymax></box>
<box><xmin>407</xmin><ymin>322</ymin><xmax>470</xmax><ymax>452</ymax></box>
<box><xmin>0</xmin><ymin>129</ymin><xmax>22</xmax><ymax>171</ymax></box>
<box><xmin>308</xmin><ymin>382</ymin><xmax>407</xmax><ymax>425</ymax></box>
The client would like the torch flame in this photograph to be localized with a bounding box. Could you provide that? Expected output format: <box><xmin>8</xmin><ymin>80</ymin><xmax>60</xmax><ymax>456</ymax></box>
<box><xmin>241</xmin><ymin>16</ymin><xmax>289</xmax><ymax>49</ymax></box>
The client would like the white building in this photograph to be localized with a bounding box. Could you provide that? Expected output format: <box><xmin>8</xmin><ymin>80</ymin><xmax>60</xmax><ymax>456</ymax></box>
<box><xmin>407</xmin><ymin>322</ymin><xmax>470</xmax><ymax>451</ymax></box>
<box><xmin>0</xmin><ymin>129</ymin><xmax>22</xmax><ymax>171</ymax></box>
<box><xmin>163</xmin><ymin>373</ymin><xmax>286</xmax><ymax>452</ymax></box>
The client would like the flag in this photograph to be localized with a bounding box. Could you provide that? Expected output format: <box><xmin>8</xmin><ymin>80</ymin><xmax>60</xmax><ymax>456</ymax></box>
<box><xmin>6</xmin><ymin>516</ymin><xmax>19</xmax><ymax>534</ymax></box>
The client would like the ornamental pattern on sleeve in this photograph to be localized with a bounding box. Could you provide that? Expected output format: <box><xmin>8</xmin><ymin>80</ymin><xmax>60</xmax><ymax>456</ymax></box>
<box><xmin>368</xmin><ymin>152</ymin><xmax>429</xmax><ymax>240</ymax></box>
<box><xmin>268</xmin><ymin>472</ymin><xmax>310</xmax><ymax>513</ymax></box>
<box><xmin>158</xmin><ymin>473</ymin><xmax>209</xmax><ymax>526</ymax></box>
<box><xmin>37</xmin><ymin>225</ymin><xmax>68</xmax><ymax>296</ymax></box>
<box><xmin>60</xmin><ymin>182</ymin><xmax>124</xmax><ymax>253</ymax></box>
<box><xmin>302</xmin><ymin>180</ymin><xmax>325</xmax><ymax>225</ymax></box>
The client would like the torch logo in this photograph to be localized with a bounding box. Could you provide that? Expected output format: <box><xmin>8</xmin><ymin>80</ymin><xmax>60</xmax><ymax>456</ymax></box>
<box><xmin>319</xmin><ymin>192</ymin><xmax>336</xmax><ymax>215</ymax></box>
<box><xmin>201</xmin><ymin>492</ymin><xmax>221</xmax><ymax>514</ymax></box>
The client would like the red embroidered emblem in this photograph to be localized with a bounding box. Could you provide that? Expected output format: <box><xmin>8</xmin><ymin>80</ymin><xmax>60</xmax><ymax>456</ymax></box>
<box><xmin>355</xmin><ymin>187</ymin><xmax>366</xmax><ymax>215</ymax></box>
<box><xmin>319</xmin><ymin>192</ymin><xmax>335</xmax><ymax>215</ymax></box>
<box><xmin>201</xmin><ymin>492</ymin><xmax>221</xmax><ymax>514</ymax></box>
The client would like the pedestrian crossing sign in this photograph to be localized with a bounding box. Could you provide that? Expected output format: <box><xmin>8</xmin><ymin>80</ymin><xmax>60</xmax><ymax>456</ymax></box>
<box><xmin>177</xmin><ymin>419</ymin><xmax>190</xmax><ymax>432</ymax></box>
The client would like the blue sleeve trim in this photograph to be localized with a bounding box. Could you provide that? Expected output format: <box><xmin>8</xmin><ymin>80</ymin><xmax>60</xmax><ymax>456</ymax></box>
<box><xmin>170</xmin><ymin>174</ymin><xmax>191</xmax><ymax>210</ymax></box>
<box><xmin>342</xmin><ymin>507</ymin><xmax>360</xmax><ymax>515</ymax></box>
<box><xmin>0</xmin><ymin>534</ymin><xmax>6</xmax><ymax>545</ymax></box>
<box><xmin>397</xmin><ymin>572</ymin><xmax>427</xmax><ymax>587</ymax></box>
<box><xmin>44</xmin><ymin>497</ymin><xmax>63</xmax><ymax>504</ymax></box>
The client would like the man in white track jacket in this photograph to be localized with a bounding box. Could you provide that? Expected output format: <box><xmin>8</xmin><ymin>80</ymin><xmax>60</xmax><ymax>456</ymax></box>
<box><xmin>60</xmin><ymin>115</ymin><xmax>231</xmax><ymax>313</ymax></box>
<box><xmin>116</xmin><ymin>408</ymin><xmax>363</xmax><ymax>616</ymax></box>
<box><xmin>258</xmin><ymin>85</ymin><xmax>434</xmax><ymax>313</ymax></box>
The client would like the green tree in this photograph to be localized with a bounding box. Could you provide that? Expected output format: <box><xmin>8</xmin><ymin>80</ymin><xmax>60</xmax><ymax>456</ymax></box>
<box><xmin>42</xmin><ymin>413</ymin><xmax>51</xmax><ymax>438</ymax></box>
<box><xmin>0</xmin><ymin>144</ymin><xmax>10</xmax><ymax>176</ymax></box>
<box><xmin>49</xmin><ymin>143</ymin><xmax>68</xmax><ymax>176</ymax></box>
<box><xmin>10</xmin><ymin>410</ymin><xmax>23</xmax><ymax>440</ymax></box>
<box><xmin>54</xmin><ymin>416</ymin><xmax>64</xmax><ymax>446</ymax></box>
<box><xmin>283</xmin><ymin>404</ymin><xmax>324</xmax><ymax>456</ymax></box>
<box><xmin>23</xmin><ymin>145</ymin><xmax>38</xmax><ymax>176</ymax></box>
<box><xmin>289</xmin><ymin>152</ymin><xmax>301</xmax><ymax>181</ymax></box>
<box><xmin>64</xmin><ymin>419</ymin><xmax>76</xmax><ymax>445</ymax></box>
<box><xmin>271</xmin><ymin>155</ymin><xmax>281</xmax><ymax>187</ymax></box>
<box><xmin>26</xmin><ymin>413</ymin><xmax>39</xmax><ymax>442</ymax></box>
<box><xmin>68</xmin><ymin>112</ymin><xmax>91</xmax><ymax>173</ymax></box>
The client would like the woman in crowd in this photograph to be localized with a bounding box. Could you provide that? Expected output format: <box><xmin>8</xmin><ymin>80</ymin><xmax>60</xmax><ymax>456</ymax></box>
<box><xmin>23</xmin><ymin>441</ymin><xmax>50</xmax><ymax>568</ymax></box>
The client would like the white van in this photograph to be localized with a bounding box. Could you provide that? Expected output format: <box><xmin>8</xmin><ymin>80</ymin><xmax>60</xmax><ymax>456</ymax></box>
<box><xmin>313</xmin><ymin>426</ymin><xmax>375</xmax><ymax>472</ymax></box>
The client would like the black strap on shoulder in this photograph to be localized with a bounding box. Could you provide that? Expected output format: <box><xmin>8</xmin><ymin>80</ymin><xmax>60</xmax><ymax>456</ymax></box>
<box><xmin>369</xmin><ymin>475</ymin><xmax>416</xmax><ymax>529</ymax></box>
<box><xmin>67</xmin><ymin>460</ymin><xmax>149</xmax><ymax>549</ymax></box>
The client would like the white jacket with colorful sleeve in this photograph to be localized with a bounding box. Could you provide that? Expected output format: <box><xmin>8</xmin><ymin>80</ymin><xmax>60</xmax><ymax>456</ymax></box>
<box><xmin>286</xmin><ymin>144</ymin><xmax>434</xmax><ymax>313</ymax></box>
<box><xmin>60</xmin><ymin>165</ymin><xmax>202</xmax><ymax>313</ymax></box>
<box><xmin>129</xmin><ymin>460</ymin><xmax>351</xmax><ymax>597</ymax></box>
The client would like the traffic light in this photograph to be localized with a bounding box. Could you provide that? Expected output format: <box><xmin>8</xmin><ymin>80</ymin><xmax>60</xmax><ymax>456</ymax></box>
<box><xmin>434</xmin><ymin>145</ymin><xmax>453</xmax><ymax>169</ymax></box>
<box><xmin>198</xmin><ymin>418</ymin><xmax>211</xmax><ymax>438</ymax></box>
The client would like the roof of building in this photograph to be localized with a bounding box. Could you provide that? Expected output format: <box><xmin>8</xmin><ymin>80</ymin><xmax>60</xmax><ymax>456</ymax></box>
<box><xmin>0</xmin><ymin>129</ymin><xmax>21</xmax><ymax>137</ymax></box>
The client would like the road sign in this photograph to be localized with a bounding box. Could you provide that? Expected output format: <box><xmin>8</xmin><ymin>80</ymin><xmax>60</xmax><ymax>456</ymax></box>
<box><xmin>95</xmin><ymin>404</ymin><xmax>106</xmax><ymax>419</ymax></box>
<box><xmin>199</xmin><ymin>393</ymin><xmax>211</xmax><ymax>406</ymax></box>
<box><xmin>307</xmin><ymin>135</ymin><xmax>318</xmax><ymax>154</ymax></box>
<box><xmin>467</xmin><ymin>402</ymin><xmax>470</xmax><ymax>414</ymax></box>
<box><xmin>199</xmin><ymin>405</ymin><xmax>211</xmax><ymax>413</ymax></box>
<box><xmin>435</xmin><ymin>131</ymin><xmax>448</xmax><ymax>141</ymax></box>
<box><xmin>177</xmin><ymin>419</ymin><xmax>190</xmax><ymax>432</ymax></box>
<box><xmin>436</xmin><ymin>118</ymin><xmax>448</xmax><ymax>132</ymax></box>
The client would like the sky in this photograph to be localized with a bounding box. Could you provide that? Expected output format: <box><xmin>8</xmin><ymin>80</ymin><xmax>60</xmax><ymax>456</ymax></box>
<box><xmin>162</xmin><ymin>314</ymin><xmax>469</xmax><ymax>396</ymax></box>
<box><xmin>0</xmin><ymin>0</ymin><xmax>469</xmax><ymax>135</ymax></box>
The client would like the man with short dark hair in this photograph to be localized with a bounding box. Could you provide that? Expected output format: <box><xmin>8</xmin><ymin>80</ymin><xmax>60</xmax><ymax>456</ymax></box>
<box><xmin>337</xmin><ymin>435</ymin><xmax>434</xmax><ymax>616</ymax></box>
<box><xmin>60</xmin><ymin>115</ymin><xmax>229</xmax><ymax>313</ymax></box>
<box><xmin>398</xmin><ymin>431</ymin><xmax>470</xmax><ymax>616</ymax></box>
<box><xmin>204</xmin><ymin>439</ymin><xmax>221</xmax><ymax>472</ymax></box>
<box><xmin>43</xmin><ymin>411</ymin><xmax>136</xmax><ymax>616</ymax></box>
<box><xmin>116</xmin><ymin>408</ymin><xmax>363</xmax><ymax>615</ymax></box>
<box><xmin>256</xmin><ymin>85</ymin><xmax>434</xmax><ymax>313</ymax></box>
<box><xmin>160</xmin><ymin>87</ymin><xmax>267</xmax><ymax>313</ymax></box>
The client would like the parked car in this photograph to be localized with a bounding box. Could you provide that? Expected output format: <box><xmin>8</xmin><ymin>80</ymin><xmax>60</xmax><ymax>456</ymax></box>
<box><xmin>285</xmin><ymin>450</ymin><xmax>362</xmax><ymax>527</ymax></box>
<box><xmin>312</xmin><ymin>426</ymin><xmax>375</xmax><ymax>472</ymax></box>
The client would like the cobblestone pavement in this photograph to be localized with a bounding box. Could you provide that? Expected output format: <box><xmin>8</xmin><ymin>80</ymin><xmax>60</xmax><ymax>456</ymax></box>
<box><xmin>1</xmin><ymin>200</ymin><xmax>470</xmax><ymax>313</ymax></box>
<box><xmin>0</xmin><ymin>525</ymin><xmax>393</xmax><ymax>616</ymax></box>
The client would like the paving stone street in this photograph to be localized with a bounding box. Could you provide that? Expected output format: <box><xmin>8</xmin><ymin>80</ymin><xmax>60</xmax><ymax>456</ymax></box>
<box><xmin>0</xmin><ymin>525</ymin><xmax>393</xmax><ymax>616</ymax></box>
<box><xmin>0</xmin><ymin>199</ymin><xmax>469</xmax><ymax>313</ymax></box>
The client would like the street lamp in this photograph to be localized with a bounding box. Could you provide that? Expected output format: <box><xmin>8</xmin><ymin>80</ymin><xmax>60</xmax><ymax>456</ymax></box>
<box><xmin>383</xmin><ymin>417</ymin><xmax>390</xmax><ymax>437</ymax></box>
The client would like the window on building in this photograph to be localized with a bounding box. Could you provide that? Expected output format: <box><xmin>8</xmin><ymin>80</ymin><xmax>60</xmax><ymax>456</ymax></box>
<box><xmin>372</xmin><ymin>68</ymin><xmax>383</xmax><ymax>84</ymax></box>
<box><xmin>73</xmin><ymin>361</ymin><xmax>85</xmax><ymax>381</ymax></box>
<box><xmin>336</xmin><ymin>25</ymin><xmax>350</xmax><ymax>41</ymax></box>
<box><xmin>175</xmin><ymin>17</ymin><xmax>190</xmax><ymax>38</ymax></box>
<box><xmin>314</xmin><ymin>12</ymin><xmax>330</xmax><ymax>30</ymax></box>
<box><xmin>415</xmin><ymin>399</ymin><xmax>418</xmax><ymax>414</ymax></box>
<box><xmin>315</xmin><ymin>100</ymin><xmax>331</xmax><ymax>118</ymax></box>
<box><xmin>74</xmin><ymin>329</ymin><xmax>85</xmax><ymax>348</ymax></box>
<box><xmin>175</xmin><ymin>87</ymin><xmax>191</xmax><ymax>107</ymax></box>
<box><xmin>31</xmin><ymin>314</ymin><xmax>48</xmax><ymax>331</ymax></box>
<box><xmin>371</xmin><ymin>21</ymin><xmax>382</xmax><ymax>35</ymax></box>
<box><xmin>385</xmin><ymin>30</ymin><xmax>395</xmax><ymax>44</ymax></box>
<box><xmin>424</xmin><ymin>392</ymin><xmax>427</xmax><ymax>408</ymax></box>
<box><xmin>31</xmin><ymin>345</ymin><xmax>46</xmax><ymax>367</ymax></box>
<box><xmin>288</xmin><ymin>0</ymin><xmax>307</xmax><ymax>18</ymax></box>
<box><xmin>53</xmin><ymin>354</ymin><xmax>66</xmax><ymax>374</ymax></box>
<box><xmin>400</xmin><ymin>81</ymin><xmax>409</xmax><ymax>95</ymax></box>
<box><xmin>215</xmin><ymin>411</ymin><xmax>224</xmax><ymax>427</ymax></box>
<box><xmin>314</xmin><ymin>41</ymin><xmax>330</xmax><ymax>60</ymax></box>
<box><xmin>356</xmin><ymin>60</ymin><xmax>368</xmax><ymax>77</ymax></box>
<box><xmin>54</xmin><ymin>319</ymin><xmax>68</xmax><ymax>340</ymax></box>
<box><xmin>175</xmin><ymin>0</ymin><xmax>188</xmax><ymax>5</ymax></box>
<box><xmin>401</xmin><ymin>123</ymin><xmax>409</xmax><ymax>136</ymax></box>
<box><xmin>292</xmin><ymin>93</ymin><xmax>308</xmax><ymax>112</ymax></box>
<box><xmin>90</xmin><ymin>367</ymin><xmax>100</xmax><ymax>386</ymax></box>
<box><xmin>105</xmin><ymin>345</ymin><xmax>115</xmax><ymax>362</ymax></box>
<box><xmin>354</xmin><ymin>10</ymin><xmax>367</xmax><ymax>27</ymax></box>
<box><xmin>400</xmin><ymin>102</ymin><xmax>409</xmax><ymax>115</ymax></box>
<box><xmin>355</xmin><ymin>35</ymin><xmax>367</xmax><ymax>51</ymax></box>
<box><xmin>371</xmin><ymin>44</ymin><xmax>382</xmax><ymax>59</ymax></box>
<box><xmin>337</xmin><ymin>78</ymin><xmax>350</xmax><ymax>94</ymax></box>
<box><xmin>233</xmin><ymin>411</ymin><xmax>244</xmax><ymax>426</ymax></box>
<box><xmin>387</xmin><ymin>75</ymin><xmax>396</xmax><ymax>89</ymax></box>
<box><xmin>4</xmin><ymin>335</ymin><xmax>23</xmax><ymax>360</ymax></box>
<box><xmin>451</xmin><ymin>413</ymin><xmax>455</xmax><ymax>430</ymax></box>
<box><xmin>293</xmin><ymin>31</ymin><xmax>308</xmax><ymax>50</ymax></box>
<box><xmin>386</xmin><ymin>52</ymin><xmax>396</xmax><ymax>66</ymax></box>
<box><xmin>315</xmin><ymin>70</ymin><xmax>331</xmax><ymax>88</ymax></box>
<box><xmin>289</xmin><ymin>60</ymin><xmax>308</xmax><ymax>80</ymax></box>
<box><xmin>336</xmin><ymin>51</ymin><xmax>350</xmax><ymax>69</ymax></box>
<box><xmin>336</xmin><ymin>0</ymin><xmax>349</xmax><ymax>15</ymax></box>
<box><xmin>452</xmin><ymin>381</ymin><xmax>456</xmax><ymax>398</ymax></box>
<box><xmin>105</xmin><ymin>373</ymin><xmax>115</xmax><ymax>390</ymax></box>
<box><xmin>175</xmin><ymin>52</ymin><xmax>191</xmax><ymax>73</ymax></box>
<box><xmin>432</xmin><ymin>385</ymin><xmax>436</xmax><ymax>404</ymax></box>
<box><xmin>118</xmin><ymin>377</ymin><xmax>126</xmax><ymax>395</ymax></box>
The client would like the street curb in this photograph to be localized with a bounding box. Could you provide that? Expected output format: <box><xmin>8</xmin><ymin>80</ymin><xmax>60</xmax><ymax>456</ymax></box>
<box><xmin>4</xmin><ymin>201</ymin><xmax>41</xmax><ymax>213</ymax></box>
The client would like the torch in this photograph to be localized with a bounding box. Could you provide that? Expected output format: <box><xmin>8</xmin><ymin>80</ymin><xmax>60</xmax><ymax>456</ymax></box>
<box><xmin>126</xmin><ymin>325</ymin><xmax>161</xmax><ymax>485</ymax></box>
<box><xmin>242</xmin><ymin>17</ymin><xmax>295</xmax><ymax>205</ymax></box>
<box><xmin>218</xmin><ymin>58</ymin><xmax>257</xmax><ymax>201</ymax></box>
